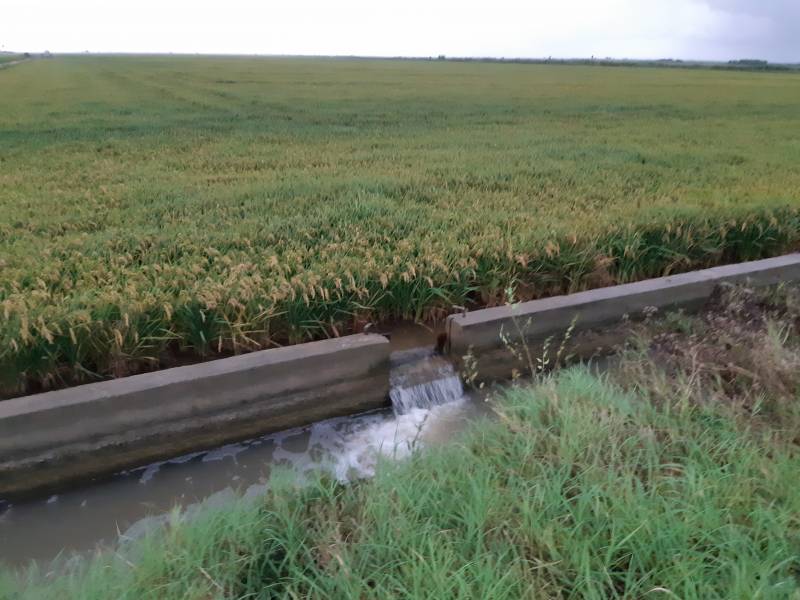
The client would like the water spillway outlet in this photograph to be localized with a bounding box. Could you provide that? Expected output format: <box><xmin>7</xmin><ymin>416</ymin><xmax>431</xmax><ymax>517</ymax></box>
<box><xmin>388</xmin><ymin>348</ymin><xmax>464</xmax><ymax>415</ymax></box>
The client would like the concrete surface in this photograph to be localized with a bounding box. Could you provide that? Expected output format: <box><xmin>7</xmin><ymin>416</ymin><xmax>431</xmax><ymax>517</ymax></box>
<box><xmin>0</xmin><ymin>334</ymin><xmax>390</xmax><ymax>499</ymax></box>
<box><xmin>447</xmin><ymin>253</ymin><xmax>800</xmax><ymax>378</ymax></box>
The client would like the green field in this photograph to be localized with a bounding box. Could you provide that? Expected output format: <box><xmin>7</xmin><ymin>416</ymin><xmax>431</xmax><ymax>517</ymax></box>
<box><xmin>0</xmin><ymin>55</ymin><xmax>24</xmax><ymax>66</ymax></box>
<box><xmin>1</xmin><ymin>56</ymin><xmax>799</xmax><ymax>394</ymax></box>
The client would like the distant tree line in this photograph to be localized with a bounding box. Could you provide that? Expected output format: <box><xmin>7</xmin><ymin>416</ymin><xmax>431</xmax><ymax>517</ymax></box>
<box><xmin>415</xmin><ymin>55</ymin><xmax>800</xmax><ymax>73</ymax></box>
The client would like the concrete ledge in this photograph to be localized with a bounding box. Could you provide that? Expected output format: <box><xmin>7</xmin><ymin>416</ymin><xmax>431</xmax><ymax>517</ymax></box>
<box><xmin>447</xmin><ymin>253</ymin><xmax>800</xmax><ymax>379</ymax></box>
<box><xmin>0</xmin><ymin>334</ymin><xmax>390</xmax><ymax>499</ymax></box>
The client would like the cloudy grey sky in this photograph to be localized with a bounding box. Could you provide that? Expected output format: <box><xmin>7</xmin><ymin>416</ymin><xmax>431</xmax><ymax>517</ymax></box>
<box><xmin>2</xmin><ymin>0</ymin><xmax>798</xmax><ymax>62</ymax></box>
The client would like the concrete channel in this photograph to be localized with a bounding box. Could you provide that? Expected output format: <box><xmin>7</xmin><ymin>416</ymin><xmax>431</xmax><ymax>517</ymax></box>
<box><xmin>0</xmin><ymin>339</ymin><xmax>478</xmax><ymax>566</ymax></box>
<box><xmin>2</xmin><ymin>253</ymin><xmax>800</xmax><ymax>501</ymax></box>
<box><xmin>447</xmin><ymin>253</ymin><xmax>800</xmax><ymax>378</ymax></box>
<box><xmin>0</xmin><ymin>335</ymin><xmax>390</xmax><ymax>499</ymax></box>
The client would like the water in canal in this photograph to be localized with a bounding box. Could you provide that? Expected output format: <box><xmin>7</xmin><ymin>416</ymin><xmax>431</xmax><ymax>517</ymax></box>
<box><xmin>0</xmin><ymin>326</ymin><xmax>488</xmax><ymax>567</ymax></box>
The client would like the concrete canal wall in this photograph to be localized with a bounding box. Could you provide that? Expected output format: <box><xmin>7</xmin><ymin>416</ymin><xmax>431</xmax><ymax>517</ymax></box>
<box><xmin>3</xmin><ymin>253</ymin><xmax>800</xmax><ymax>499</ymax></box>
<box><xmin>0</xmin><ymin>334</ymin><xmax>390</xmax><ymax>499</ymax></box>
<box><xmin>447</xmin><ymin>253</ymin><xmax>800</xmax><ymax>379</ymax></box>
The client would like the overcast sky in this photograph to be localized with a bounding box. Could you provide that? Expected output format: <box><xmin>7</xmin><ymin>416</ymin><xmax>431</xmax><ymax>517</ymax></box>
<box><xmin>1</xmin><ymin>0</ymin><xmax>797</xmax><ymax>62</ymax></box>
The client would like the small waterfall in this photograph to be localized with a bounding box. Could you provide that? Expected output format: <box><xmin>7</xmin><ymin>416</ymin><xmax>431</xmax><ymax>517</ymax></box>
<box><xmin>389</xmin><ymin>349</ymin><xmax>464</xmax><ymax>415</ymax></box>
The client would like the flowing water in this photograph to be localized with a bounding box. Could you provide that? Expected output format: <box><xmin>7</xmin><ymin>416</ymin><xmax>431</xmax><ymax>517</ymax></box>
<box><xmin>0</xmin><ymin>327</ymin><xmax>488</xmax><ymax>567</ymax></box>
<box><xmin>390</xmin><ymin>348</ymin><xmax>465</xmax><ymax>414</ymax></box>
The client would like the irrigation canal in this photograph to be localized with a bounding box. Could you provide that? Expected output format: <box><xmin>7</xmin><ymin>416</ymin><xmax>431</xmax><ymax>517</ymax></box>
<box><xmin>0</xmin><ymin>325</ymin><xmax>491</xmax><ymax>567</ymax></box>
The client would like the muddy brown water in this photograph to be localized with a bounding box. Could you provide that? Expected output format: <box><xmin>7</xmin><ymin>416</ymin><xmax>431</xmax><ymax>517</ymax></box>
<box><xmin>0</xmin><ymin>323</ymin><xmax>491</xmax><ymax>568</ymax></box>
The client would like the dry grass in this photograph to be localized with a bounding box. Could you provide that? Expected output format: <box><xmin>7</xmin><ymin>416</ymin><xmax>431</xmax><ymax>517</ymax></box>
<box><xmin>617</xmin><ymin>283</ymin><xmax>800</xmax><ymax>436</ymax></box>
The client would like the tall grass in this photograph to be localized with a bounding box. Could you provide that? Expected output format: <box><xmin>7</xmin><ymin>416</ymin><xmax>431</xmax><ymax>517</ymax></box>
<box><xmin>1</xmin><ymin>57</ymin><xmax>800</xmax><ymax>395</ymax></box>
<box><xmin>4</xmin><ymin>367</ymin><xmax>799</xmax><ymax>599</ymax></box>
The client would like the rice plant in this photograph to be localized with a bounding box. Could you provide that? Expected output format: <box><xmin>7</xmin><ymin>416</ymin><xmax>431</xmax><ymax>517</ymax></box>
<box><xmin>1</xmin><ymin>56</ymin><xmax>799</xmax><ymax>395</ymax></box>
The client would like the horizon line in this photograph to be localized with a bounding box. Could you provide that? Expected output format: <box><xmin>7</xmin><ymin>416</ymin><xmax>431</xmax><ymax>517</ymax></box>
<box><xmin>4</xmin><ymin>50</ymin><xmax>798</xmax><ymax>66</ymax></box>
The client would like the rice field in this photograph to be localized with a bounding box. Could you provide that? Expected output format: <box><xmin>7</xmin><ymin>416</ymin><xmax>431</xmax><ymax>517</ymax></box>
<box><xmin>1</xmin><ymin>56</ymin><xmax>799</xmax><ymax>395</ymax></box>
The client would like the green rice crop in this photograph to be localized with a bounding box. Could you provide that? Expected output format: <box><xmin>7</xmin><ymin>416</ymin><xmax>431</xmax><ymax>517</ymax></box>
<box><xmin>1</xmin><ymin>56</ymin><xmax>799</xmax><ymax>394</ymax></box>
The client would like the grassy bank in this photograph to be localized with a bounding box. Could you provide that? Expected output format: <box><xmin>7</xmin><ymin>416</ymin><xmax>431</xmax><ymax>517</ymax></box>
<box><xmin>2</xmin><ymin>57</ymin><xmax>800</xmax><ymax>395</ymax></box>
<box><xmin>4</xmin><ymin>285</ymin><xmax>799</xmax><ymax>598</ymax></box>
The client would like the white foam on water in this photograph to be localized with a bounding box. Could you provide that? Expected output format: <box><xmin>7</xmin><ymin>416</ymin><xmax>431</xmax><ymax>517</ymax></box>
<box><xmin>326</xmin><ymin>400</ymin><xmax>468</xmax><ymax>480</ymax></box>
<box><xmin>137</xmin><ymin>450</ymin><xmax>207</xmax><ymax>483</ymax></box>
<box><xmin>202</xmin><ymin>443</ymin><xmax>247</xmax><ymax>463</ymax></box>
<box><xmin>165</xmin><ymin>352</ymin><xmax>467</xmax><ymax>483</ymax></box>
<box><xmin>269</xmin><ymin>396</ymin><xmax>467</xmax><ymax>482</ymax></box>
